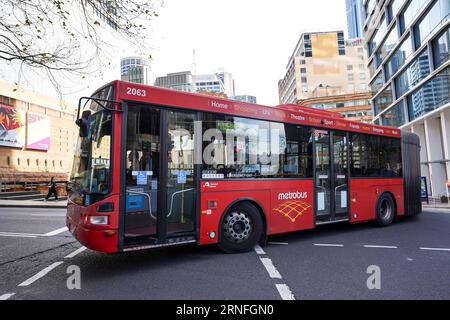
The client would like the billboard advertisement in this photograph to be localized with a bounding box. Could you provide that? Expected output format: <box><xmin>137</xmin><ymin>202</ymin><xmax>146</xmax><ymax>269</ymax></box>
<box><xmin>26</xmin><ymin>112</ymin><xmax>50</xmax><ymax>151</ymax></box>
<box><xmin>0</xmin><ymin>103</ymin><xmax>26</xmax><ymax>148</ymax></box>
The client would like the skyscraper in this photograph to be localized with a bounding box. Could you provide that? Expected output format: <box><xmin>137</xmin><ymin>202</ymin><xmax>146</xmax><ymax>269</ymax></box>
<box><xmin>364</xmin><ymin>0</ymin><xmax>449</xmax><ymax>198</ymax></box>
<box><xmin>346</xmin><ymin>0</ymin><xmax>365</xmax><ymax>39</ymax></box>
<box><xmin>121</xmin><ymin>57</ymin><xmax>151</xmax><ymax>84</ymax></box>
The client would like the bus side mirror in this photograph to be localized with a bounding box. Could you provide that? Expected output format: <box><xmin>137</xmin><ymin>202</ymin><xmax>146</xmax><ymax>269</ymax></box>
<box><xmin>76</xmin><ymin>110</ymin><xmax>91</xmax><ymax>137</ymax></box>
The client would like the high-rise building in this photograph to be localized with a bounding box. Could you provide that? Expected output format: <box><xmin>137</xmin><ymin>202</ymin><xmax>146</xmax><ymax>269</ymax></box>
<box><xmin>154</xmin><ymin>71</ymin><xmax>196</xmax><ymax>93</ymax></box>
<box><xmin>195</xmin><ymin>71</ymin><xmax>235</xmax><ymax>97</ymax></box>
<box><xmin>231</xmin><ymin>95</ymin><xmax>257</xmax><ymax>104</ymax></box>
<box><xmin>364</xmin><ymin>0</ymin><xmax>449</xmax><ymax>198</ymax></box>
<box><xmin>154</xmin><ymin>70</ymin><xmax>236</xmax><ymax>97</ymax></box>
<box><xmin>346</xmin><ymin>0</ymin><xmax>365</xmax><ymax>39</ymax></box>
<box><xmin>278</xmin><ymin>32</ymin><xmax>370</xmax><ymax>104</ymax></box>
<box><xmin>121</xmin><ymin>57</ymin><xmax>151</xmax><ymax>84</ymax></box>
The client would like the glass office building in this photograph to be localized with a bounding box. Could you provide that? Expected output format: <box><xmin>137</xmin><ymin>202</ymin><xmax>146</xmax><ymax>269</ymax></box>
<box><xmin>347</xmin><ymin>0</ymin><xmax>365</xmax><ymax>38</ymax></box>
<box><xmin>120</xmin><ymin>57</ymin><xmax>151</xmax><ymax>85</ymax></box>
<box><xmin>363</xmin><ymin>0</ymin><xmax>449</xmax><ymax>197</ymax></box>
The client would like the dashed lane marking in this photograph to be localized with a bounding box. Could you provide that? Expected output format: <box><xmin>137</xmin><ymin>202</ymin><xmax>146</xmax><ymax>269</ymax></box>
<box><xmin>259</xmin><ymin>257</ymin><xmax>282</xmax><ymax>279</ymax></box>
<box><xmin>0</xmin><ymin>293</ymin><xmax>15</xmax><ymax>300</ymax></box>
<box><xmin>268</xmin><ymin>242</ymin><xmax>289</xmax><ymax>245</ymax></box>
<box><xmin>420</xmin><ymin>247</ymin><xmax>450</xmax><ymax>252</ymax></box>
<box><xmin>65</xmin><ymin>246</ymin><xmax>87</xmax><ymax>259</ymax></box>
<box><xmin>0</xmin><ymin>232</ymin><xmax>38</xmax><ymax>238</ymax></box>
<box><xmin>363</xmin><ymin>245</ymin><xmax>398</xmax><ymax>249</ymax></box>
<box><xmin>275</xmin><ymin>284</ymin><xmax>295</xmax><ymax>300</ymax></box>
<box><xmin>314</xmin><ymin>243</ymin><xmax>344</xmax><ymax>247</ymax></box>
<box><xmin>43</xmin><ymin>227</ymin><xmax>68</xmax><ymax>236</ymax></box>
<box><xmin>254</xmin><ymin>244</ymin><xmax>266</xmax><ymax>255</ymax></box>
<box><xmin>254</xmin><ymin>245</ymin><xmax>296</xmax><ymax>300</ymax></box>
<box><xmin>18</xmin><ymin>262</ymin><xmax>64</xmax><ymax>287</ymax></box>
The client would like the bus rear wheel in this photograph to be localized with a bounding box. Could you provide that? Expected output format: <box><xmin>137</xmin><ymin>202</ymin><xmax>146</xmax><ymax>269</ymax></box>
<box><xmin>376</xmin><ymin>193</ymin><xmax>395</xmax><ymax>227</ymax></box>
<box><xmin>218</xmin><ymin>202</ymin><xmax>263</xmax><ymax>253</ymax></box>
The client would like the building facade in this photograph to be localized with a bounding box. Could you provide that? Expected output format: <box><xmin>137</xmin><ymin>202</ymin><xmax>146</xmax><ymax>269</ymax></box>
<box><xmin>0</xmin><ymin>80</ymin><xmax>77</xmax><ymax>186</ymax></box>
<box><xmin>154</xmin><ymin>71</ymin><xmax>196</xmax><ymax>92</ymax></box>
<box><xmin>195</xmin><ymin>71</ymin><xmax>235</xmax><ymax>97</ymax></box>
<box><xmin>231</xmin><ymin>95</ymin><xmax>258</xmax><ymax>104</ymax></box>
<box><xmin>364</xmin><ymin>0</ymin><xmax>449</xmax><ymax>198</ymax></box>
<box><xmin>298</xmin><ymin>92</ymin><xmax>373</xmax><ymax>122</ymax></box>
<box><xmin>278</xmin><ymin>32</ymin><xmax>370</xmax><ymax>104</ymax></box>
<box><xmin>347</xmin><ymin>0</ymin><xmax>365</xmax><ymax>38</ymax></box>
<box><xmin>120</xmin><ymin>57</ymin><xmax>151</xmax><ymax>84</ymax></box>
<box><xmin>154</xmin><ymin>70</ymin><xmax>236</xmax><ymax>97</ymax></box>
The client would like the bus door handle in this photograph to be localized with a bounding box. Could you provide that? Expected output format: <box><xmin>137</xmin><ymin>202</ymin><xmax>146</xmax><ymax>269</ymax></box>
<box><xmin>127</xmin><ymin>191</ymin><xmax>156</xmax><ymax>220</ymax></box>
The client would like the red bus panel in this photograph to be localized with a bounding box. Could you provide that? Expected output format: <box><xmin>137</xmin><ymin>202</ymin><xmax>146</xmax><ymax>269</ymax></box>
<box><xmin>350</xmin><ymin>178</ymin><xmax>404</xmax><ymax>223</ymax></box>
<box><xmin>199</xmin><ymin>180</ymin><xmax>314</xmax><ymax>245</ymax></box>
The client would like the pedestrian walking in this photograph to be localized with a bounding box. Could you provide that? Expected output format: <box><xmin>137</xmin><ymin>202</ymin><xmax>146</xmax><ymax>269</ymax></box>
<box><xmin>45</xmin><ymin>177</ymin><xmax>58</xmax><ymax>201</ymax></box>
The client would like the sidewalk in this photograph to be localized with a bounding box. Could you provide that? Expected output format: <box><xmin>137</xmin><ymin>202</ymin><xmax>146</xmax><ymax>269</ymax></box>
<box><xmin>0</xmin><ymin>199</ymin><xmax>67</xmax><ymax>209</ymax></box>
<box><xmin>423</xmin><ymin>204</ymin><xmax>450</xmax><ymax>211</ymax></box>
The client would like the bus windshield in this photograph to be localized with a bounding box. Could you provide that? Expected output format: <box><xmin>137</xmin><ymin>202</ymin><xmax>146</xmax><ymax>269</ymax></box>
<box><xmin>70</xmin><ymin>110</ymin><xmax>112</xmax><ymax>204</ymax></box>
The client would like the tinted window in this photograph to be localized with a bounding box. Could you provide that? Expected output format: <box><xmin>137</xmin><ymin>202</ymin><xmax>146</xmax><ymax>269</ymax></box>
<box><xmin>385</xmin><ymin>35</ymin><xmax>413</xmax><ymax>79</ymax></box>
<box><xmin>432</xmin><ymin>26</ymin><xmax>450</xmax><ymax>69</ymax></box>
<box><xmin>394</xmin><ymin>49</ymin><xmax>430</xmax><ymax>97</ymax></box>
<box><xmin>381</xmin><ymin>101</ymin><xmax>407</xmax><ymax>127</ymax></box>
<box><xmin>351</xmin><ymin>134</ymin><xmax>402</xmax><ymax>177</ymax></box>
<box><xmin>407</xmin><ymin>66</ymin><xmax>450</xmax><ymax>120</ymax></box>
<box><xmin>201</xmin><ymin>114</ymin><xmax>313</xmax><ymax>179</ymax></box>
<box><xmin>374</xmin><ymin>85</ymin><xmax>394</xmax><ymax>115</ymax></box>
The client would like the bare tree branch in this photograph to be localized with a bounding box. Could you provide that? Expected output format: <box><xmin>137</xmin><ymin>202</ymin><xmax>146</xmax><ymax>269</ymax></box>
<box><xmin>0</xmin><ymin>0</ymin><xmax>162</xmax><ymax>93</ymax></box>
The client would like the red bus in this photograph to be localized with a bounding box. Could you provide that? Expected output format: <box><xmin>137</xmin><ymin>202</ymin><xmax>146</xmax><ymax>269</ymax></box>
<box><xmin>67</xmin><ymin>80</ymin><xmax>421</xmax><ymax>253</ymax></box>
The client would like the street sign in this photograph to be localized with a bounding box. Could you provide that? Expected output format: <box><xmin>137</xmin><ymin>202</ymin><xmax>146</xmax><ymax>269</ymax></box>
<box><xmin>421</xmin><ymin>177</ymin><xmax>428</xmax><ymax>204</ymax></box>
<box><xmin>177</xmin><ymin>170</ymin><xmax>187</xmax><ymax>184</ymax></box>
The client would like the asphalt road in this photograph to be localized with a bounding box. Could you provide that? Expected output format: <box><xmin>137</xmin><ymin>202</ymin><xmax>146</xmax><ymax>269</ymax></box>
<box><xmin>0</xmin><ymin>207</ymin><xmax>449</xmax><ymax>300</ymax></box>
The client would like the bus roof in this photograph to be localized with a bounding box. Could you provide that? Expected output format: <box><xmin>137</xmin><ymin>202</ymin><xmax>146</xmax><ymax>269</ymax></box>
<box><xmin>111</xmin><ymin>80</ymin><xmax>400</xmax><ymax>138</ymax></box>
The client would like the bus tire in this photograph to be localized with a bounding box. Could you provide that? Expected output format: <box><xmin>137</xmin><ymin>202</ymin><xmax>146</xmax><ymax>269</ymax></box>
<box><xmin>218</xmin><ymin>202</ymin><xmax>263</xmax><ymax>254</ymax></box>
<box><xmin>375</xmin><ymin>193</ymin><xmax>395</xmax><ymax>227</ymax></box>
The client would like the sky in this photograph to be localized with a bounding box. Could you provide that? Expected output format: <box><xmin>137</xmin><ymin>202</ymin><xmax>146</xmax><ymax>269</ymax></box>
<box><xmin>0</xmin><ymin>0</ymin><xmax>348</xmax><ymax>107</ymax></box>
<box><xmin>149</xmin><ymin>0</ymin><xmax>349</xmax><ymax>105</ymax></box>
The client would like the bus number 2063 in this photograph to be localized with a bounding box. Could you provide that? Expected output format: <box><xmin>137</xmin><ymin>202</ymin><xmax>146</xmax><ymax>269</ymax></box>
<box><xmin>126</xmin><ymin>87</ymin><xmax>147</xmax><ymax>97</ymax></box>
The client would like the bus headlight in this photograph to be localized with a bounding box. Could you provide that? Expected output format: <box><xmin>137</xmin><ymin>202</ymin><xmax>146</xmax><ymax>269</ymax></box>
<box><xmin>90</xmin><ymin>216</ymin><xmax>109</xmax><ymax>225</ymax></box>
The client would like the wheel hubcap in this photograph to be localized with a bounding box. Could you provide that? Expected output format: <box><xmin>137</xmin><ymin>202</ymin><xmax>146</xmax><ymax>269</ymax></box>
<box><xmin>223</xmin><ymin>211</ymin><xmax>252</xmax><ymax>243</ymax></box>
<box><xmin>380</xmin><ymin>199</ymin><xmax>392</xmax><ymax>220</ymax></box>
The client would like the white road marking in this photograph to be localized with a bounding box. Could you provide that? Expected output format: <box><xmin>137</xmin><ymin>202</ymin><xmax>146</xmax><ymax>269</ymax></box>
<box><xmin>364</xmin><ymin>245</ymin><xmax>398</xmax><ymax>249</ymax></box>
<box><xmin>420</xmin><ymin>247</ymin><xmax>450</xmax><ymax>252</ymax></box>
<box><xmin>254</xmin><ymin>245</ymin><xmax>266</xmax><ymax>255</ymax></box>
<box><xmin>18</xmin><ymin>262</ymin><xmax>64</xmax><ymax>287</ymax></box>
<box><xmin>65</xmin><ymin>246</ymin><xmax>87</xmax><ymax>259</ymax></box>
<box><xmin>268</xmin><ymin>242</ymin><xmax>289</xmax><ymax>245</ymax></box>
<box><xmin>31</xmin><ymin>214</ymin><xmax>66</xmax><ymax>217</ymax></box>
<box><xmin>260</xmin><ymin>257</ymin><xmax>282</xmax><ymax>279</ymax></box>
<box><xmin>0</xmin><ymin>293</ymin><xmax>15</xmax><ymax>300</ymax></box>
<box><xmin>0</xmin><ymin>233</ymin><xmax>37</xmax><ymax>238</ymax></box>
<box><xmin>314</xmin><ymin>243</ymin><xmax>344</xmax><ymax>247</ymax></box>
<box><xmin>276</xmin><ymin>284</ymin><xmax>295</xmax><ymax>300</ymax></box>
<box><xmin>43</xmin><ymin>227</ymin><xmax>68</xmax><ymax>236</ymax></box>
<box><xmin>254</xmin><ymin>245</ymin><xmax>295</xmax><ymax>300</ymax></box>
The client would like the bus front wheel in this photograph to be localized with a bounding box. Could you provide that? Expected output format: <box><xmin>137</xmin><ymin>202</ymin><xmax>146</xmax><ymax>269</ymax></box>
<box><xmin>376</xmin><ymin>193</ymin><xmax>396</xmax><ymax>227</ymax></box>
<box><xmin>218</xmin><ymin>202</ymin><xmax>263</xmax><ymax>253</ymax></box>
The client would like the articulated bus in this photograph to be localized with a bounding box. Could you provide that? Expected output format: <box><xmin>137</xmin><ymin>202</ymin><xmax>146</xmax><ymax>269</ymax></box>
<box><xmin>67</xmin><ymin>80</ymin><xmax>421</xmax><ymax>253</ymax></box>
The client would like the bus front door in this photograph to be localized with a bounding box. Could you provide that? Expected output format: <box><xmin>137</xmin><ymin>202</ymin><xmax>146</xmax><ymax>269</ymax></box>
<box><xmin>314</xmin><ymin>130</ymin><xmax>349</xmax><ymax>223</ymax></box>
<box><xmin>122</xmin><ymin>105</ymin><xmax>197</xmax><ymax>248</ymax></box>
<box><xmin>123</xmin><ymin>106</ymin><xmax>160</xmax><ymax>245</ymax></box>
